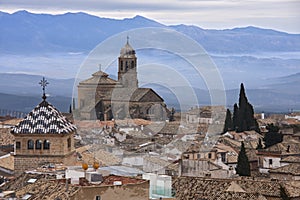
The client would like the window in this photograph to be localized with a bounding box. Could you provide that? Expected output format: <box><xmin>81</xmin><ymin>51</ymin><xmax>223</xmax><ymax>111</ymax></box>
<box><xmin>208</xmin><ymin>153</ymin><xmax>212</xmax><ymax>159</ymax></box>
<box><xmin>80</xmin><ymin>100</ymin><xmax>84</xmax><ymax>108</ymax></box>
<box><xmin>221</xmin><ymin>153</ymin><xmax>226</xmax><ymax>163</ymax></box>
<box><xmin>131</xmin><ymin>60</ymin><xmax>134</xmax><ymax>68</ymax></box>
<box><xmin>269</xmin><ymin>159</ymin><xmax>273</xmax><ymax>165</ymax></box>
<box><xmin>27</xmin><ymin>140</ymin><xmax>34</xmax><ymax>150</ymax></box>
<box><xmin>67</xmin><ymin>138</ymin><xmax>71</xmax><ymax>148</ymax></box>
<box><xmin>36</xmin><ymin>140</ymin><xmax>42</xmax><ymax>150</ymax></box>
<box><xmin>95</xmin><ymin>196</ymin><xmax>101</xmax><ymax>200</ymax></box>
<box><xmin>16</xmin><ymin>141</ymin><xmax>21</xmax><ymax>149</ymax></box>
<box><xmin>44</xmin><ymin>140</ymin><xmax>50</xmax><ymax>150</ymax></box>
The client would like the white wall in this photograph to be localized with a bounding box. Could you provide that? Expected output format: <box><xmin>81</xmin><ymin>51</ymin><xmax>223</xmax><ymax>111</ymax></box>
<box><xmin>262</xmin><ymin>157</ymin><xmax>281</xmax><ymax>169</ymax></box>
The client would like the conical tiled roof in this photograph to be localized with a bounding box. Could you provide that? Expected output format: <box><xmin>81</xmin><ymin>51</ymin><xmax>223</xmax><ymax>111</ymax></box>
<box><xmin>11</xmin><ymin>100</ymin><xmax>76</xmax><ymax>134</ymax></box>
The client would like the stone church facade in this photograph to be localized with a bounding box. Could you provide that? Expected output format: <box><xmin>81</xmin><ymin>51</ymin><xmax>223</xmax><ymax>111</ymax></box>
<box><xmin>78</xmin><ymin>39</ymin><xmax>168</xmax><ymax>121</ymax></box>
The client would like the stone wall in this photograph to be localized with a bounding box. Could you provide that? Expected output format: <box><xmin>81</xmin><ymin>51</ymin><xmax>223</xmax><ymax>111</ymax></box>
<box><xmin>179</xmin><ymin>159</ymin><xmax>229</xmax><ymax>178</ymax></box>
<box><xmin>14</xmin><ymin>132</ymin><xmax>74</xmax><ymax>156</ymax></box>
<box><xmin>14</xmin><ymin>152</ymin><xmax>74</xmax><ymax>175</ymax></box>
<box><xmin>13</xmin><ymin>132</ymin><xmax>75</xmax><ymax>175</ymax></box>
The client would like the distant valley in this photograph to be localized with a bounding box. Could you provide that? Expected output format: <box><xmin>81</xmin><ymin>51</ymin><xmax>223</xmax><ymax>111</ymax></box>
<box><xmin>0</xmin><ymin>11</ymin><xmax>299</xmax><ymax>113</ymax></box>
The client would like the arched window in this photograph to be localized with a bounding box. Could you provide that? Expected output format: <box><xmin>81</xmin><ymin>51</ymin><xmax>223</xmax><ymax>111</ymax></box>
<box><xmin>125</xmin><ymin>61</ymin><xmax>128</xmax><ymax>70</ymax></box>
<box><xmin>27</xmin><ymin>140</ymin><xmax>34</xmax><ymax>150</ymax></box>
<box><xmin>16</xmin><ymin>141</ymin><xmax>21</xmax><ymax>149</ymax></box>
<box><xmin>120</xmin><ymin>61</ymin><xmax>123</xmax><ymax>71</ymax></box>
<box><xmin>44</xmin><ymin>140</ymin><xmax>50</xmax><ymax>150</ymax></box>
<box><xmin>131</xmin><ymin>60</ymin><xmax>134</xmax><ymax>68</ymax></box>
<box><xmin>36</xmin><ymin>140</ymin><xmax>42</xmax><ymax>150</ymax></box>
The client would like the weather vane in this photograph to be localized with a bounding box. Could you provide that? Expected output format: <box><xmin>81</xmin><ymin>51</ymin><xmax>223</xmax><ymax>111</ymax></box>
<box><xmin>39</xmin><ymin>77</ymin><xmax>49</xmax><ymax>100</ymax></box>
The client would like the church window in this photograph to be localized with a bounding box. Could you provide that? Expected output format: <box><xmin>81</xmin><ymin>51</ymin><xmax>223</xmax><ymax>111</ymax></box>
<box><xmin>221</xmin><ymin>153</ymin><xmax>226</xmax><ymax>162</ymax></box>
<box><xmin>80</xmin><ymin>100</ymin><xmax>84</xmax><ymax>108</ymax></box>
<box><xmin>44</xmin><ymin>140</ymin><xmax>50</xmax><ymax>150</ymax></box>
<box><xmin>16</xmin><ymin>141</ymin><xmax>21</xmax><ymax>149</ymax></box>
<box><xmin>125</xmin><ymin>61</ymin><xmax>128</xmax><ymax>70</ymax></box>
<box><xmin>67</xmin><ymin>138</ymin><xmax>71</xmax><ymax>148</ymax></box>
<box><xmin>120</xmin><ymin>61</ymin><xmax>123</xmax><ymax>71</ymax></box>
<box><xmin>27</xmin><ymin>140</ymin><xmax>34</xmax><ymax>149</ymax></box>
<box><xmin>131</xmin><ymin>60</ymin><xmax>134</xmax><ymax>68</ymax></box>
<box><xmin>208</xmin><ymin>153</ymin><xmax>212</xmax><ymax>159</ymax></box>
<box><xmin>36</xmin><ymin>140</ymin><xmax>42</xmax><ymax>149</ymax></box>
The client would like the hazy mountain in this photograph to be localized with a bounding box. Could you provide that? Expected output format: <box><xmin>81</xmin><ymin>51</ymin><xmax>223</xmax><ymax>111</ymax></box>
<box><xmin>0</xmin><ymin>11</ymin><xmax>299</xmax><ymax>113</ymax></box>
<box><xmin>171</xmin><ymin>25</ymin><xmax>300</xmax><ymax>54</ymax></box>
<box><xmin>0</xmin><ymin>11</ymin><xmax>164</xmax><ymax>54</ymax></box>
<box><xmin>0</xmin><ymin>92</ymin><xmax>71</xmax><ymax>113</ymax></box>
<box><xmin>0</xmin><ymin>73</ymin><xmax>75</xmax><ymax>97</ymax></box>
<box><xmin>1</xmin><ymin>10</ymin><xmax>299</xmax><ymax>54</ymax></box>
<box><xmin>0</xmin><ymin>73</ymin><xmax>299</xmax><ymax>113</ymax></box>
<box><xmin>264</xmin><ymin>72</ymin><xmax>300</xmax><ymax>95</ymax></box>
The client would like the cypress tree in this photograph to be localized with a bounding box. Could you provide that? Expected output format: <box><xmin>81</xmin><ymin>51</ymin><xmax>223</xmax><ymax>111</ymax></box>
<box><xmin>232</xmin><ymin>103</ymin><xmax>239</xmax><ymax>131</ymax></box>
<box><xmin>280</xmin><ymin>185</ymin><xmax>290</xmax><ymax>200</ymax></box>
<box><xmin>69</xmin><ymin>104</ymin><xmax>72</xmax><ymax>113</ymax></box>
<box><xmin>237</xmin><ymin>83</ymin><xmax>246</xmax><ymax>132</ymax></box>
<box><xmin>256</xmin><ymin>138</ymin><xmax>263</xmax><ymax>150</ymax></box>
<box><xmin>236</xmin><ymin>141</ymin><xmax>251</xmax><ymax>176</ymax></box>
<box><xmin>72</xmin><ymin>98</ymin><xmax>76</xmax><ymax>110</ymax></box>
<box><xmin>223</xmin><ymin>109</ymin><xmax>233</xmax><ymax>133</ymax></box>
<box><xmin>169</xmin><ymin>107</ymin><xmax>175</xmax><ymax>122</ymax></box>
<box><xmin>236</xmin><ymin>83</ymin><xmax>259</xmax><ymax>132</ymax></box>
<box><xmin>263</xmin><ymin>123</ymin><xmax>283</xmax><ymax>148</ymax></box>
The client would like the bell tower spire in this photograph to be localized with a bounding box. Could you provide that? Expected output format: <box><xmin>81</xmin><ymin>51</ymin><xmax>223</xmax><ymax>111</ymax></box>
<box><xmin>118</xmin><ymin>37</ymin><xmax>138</xmax><ymax>88</ymax></box>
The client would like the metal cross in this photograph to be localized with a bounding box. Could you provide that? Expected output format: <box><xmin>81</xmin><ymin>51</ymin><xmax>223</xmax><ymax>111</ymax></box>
<box><xmin>39</xmin><ymin>77</ymin><xmax>49</xmax><ymax>100</ymax></box>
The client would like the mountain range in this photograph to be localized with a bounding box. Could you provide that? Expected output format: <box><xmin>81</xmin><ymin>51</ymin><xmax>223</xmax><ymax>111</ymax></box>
<box><xmin>1</xmin><ymin>10</ymin><xmax>299</xmax><ymax>54</ymax></box>
<box><xmin>0</xmin><ymin>10</ymin><xmax>299</xmax><ymax>113</ymax></box>
<box><xmin>0</xmin><ymin>72</ymin><xmax>298</xmax><ymax>113</ymax></box>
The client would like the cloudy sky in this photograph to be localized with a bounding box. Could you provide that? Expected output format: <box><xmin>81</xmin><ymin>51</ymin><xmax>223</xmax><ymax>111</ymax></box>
<box><xmin>0</xmin><ymin>0</ymin><xmax>299</xmax><ymax>33</ymax></box>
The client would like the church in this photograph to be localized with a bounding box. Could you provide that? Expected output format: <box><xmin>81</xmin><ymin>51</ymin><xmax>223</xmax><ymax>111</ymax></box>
<box><xmin>77</xmin><ymin>39</ymin><xmax>169</xmax><ymax>121</ymax></box>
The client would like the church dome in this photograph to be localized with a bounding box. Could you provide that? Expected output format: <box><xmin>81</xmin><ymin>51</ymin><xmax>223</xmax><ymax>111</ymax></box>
<box><xmin>120</xmin><ymin>38</ymin><xmax>136</xmax><ymax>58</ymax></box>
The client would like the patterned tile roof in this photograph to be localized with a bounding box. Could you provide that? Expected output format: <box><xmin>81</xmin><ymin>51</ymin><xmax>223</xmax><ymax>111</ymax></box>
<box><xmin>11</xmin><ymin>100</ymin><xmax>76</xmax><ymax>134</ymax></box>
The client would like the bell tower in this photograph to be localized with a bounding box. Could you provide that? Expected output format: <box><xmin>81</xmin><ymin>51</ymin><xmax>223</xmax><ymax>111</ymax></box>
<box><xmin>118</xmin><ymin>37</ymin><xmax>138</xmax><ymax>88</ymax></box>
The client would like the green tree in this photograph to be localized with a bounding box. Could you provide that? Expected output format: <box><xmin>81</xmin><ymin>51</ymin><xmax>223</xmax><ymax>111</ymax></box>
<box><xmin>169</xmin><ymin>107</ymin><xmax>175</xmax><ymax>122</ymax></box>
<box><xmin>236</xmin><ymin>83</ymin><xmax>259</xmax><ymax>132</ymax></box>
<box><xmin>263</xmin><ymin>123</ymin><xmax>283</xmax><ymax>148</ymax></box>
<box><xmin>232</xmin><ymin>103</ymin><xmax>239</xmax><ymax>130</ymax></box>
<box><xmin>256</xmin><ymin>138</ymin><xmax>263</xmax><ymax>150</ymax></box>
<box><xmin>223</xmin><ymin>109</ymin><xmax>233</xmax><ymax>133</ymax></box>
<box><xmin>72</xmin><ymin>98</ymin><xmax>76</xmax><ymax>110</ymax></box>
<box><xmin>236</xmin><ymin>142</ymin><xmax>251</xmax><ymax>176</ymax></box>
<box><xmin>280</xmin><ymin>185</ymin><xmax>290</xmax><ymax>200</ymax></box>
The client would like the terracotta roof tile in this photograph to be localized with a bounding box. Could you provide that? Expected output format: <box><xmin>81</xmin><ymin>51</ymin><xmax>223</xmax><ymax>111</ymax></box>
<box><xmin>269</xmin><ymin>163</ymin><xmax>300</xmax><ymax>175</ymax></box>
